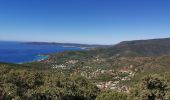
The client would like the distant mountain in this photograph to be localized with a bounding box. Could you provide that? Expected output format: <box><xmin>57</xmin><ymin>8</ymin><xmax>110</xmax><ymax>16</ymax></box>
<box><xmin>25</xmin><ymin>42</ymin><xmax>111</xmax><ymax>49</ymax></box>
<box><xmin>45</xmin><ymin>38</ymin><xmax>170</xmax><ymax>64</ymax></box>
<box><xmin>103</xmin><ymin>38</ymin><xmax>170</xmax><ymax>57</ymax></box>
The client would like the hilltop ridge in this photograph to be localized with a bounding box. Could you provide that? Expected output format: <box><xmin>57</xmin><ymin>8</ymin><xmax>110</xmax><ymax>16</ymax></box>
<box><xmin>87</xmin><ymin>38</ymin><xmax>170</xmax><ymax>57</ymax></box>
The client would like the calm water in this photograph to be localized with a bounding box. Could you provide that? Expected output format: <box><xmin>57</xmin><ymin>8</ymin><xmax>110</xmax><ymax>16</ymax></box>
<box><xmin>0</xmin><ymin>41</ymin><xmax>81</xmax><ymax>63</ymax></box>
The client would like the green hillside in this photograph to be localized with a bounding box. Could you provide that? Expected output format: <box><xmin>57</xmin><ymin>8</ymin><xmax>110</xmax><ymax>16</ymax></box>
<box><xmin>1</xmin><ymin>38</ymin><xmax>170</xmax><ymax>100</ymax></box>
<box><xmin>93</xmin><ymin>38</ymin><xmax>170</xmax><ymax>57</ymax></box>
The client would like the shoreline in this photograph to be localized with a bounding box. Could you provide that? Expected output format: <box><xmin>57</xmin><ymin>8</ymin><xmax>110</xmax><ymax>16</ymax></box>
<box><xmin>18</xmin><ymin>55</ymin><xmax>49</xmax><ymax>64</ymax></box>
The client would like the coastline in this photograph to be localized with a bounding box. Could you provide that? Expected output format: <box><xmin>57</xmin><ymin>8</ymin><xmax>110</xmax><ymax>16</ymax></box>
<box><xmin>18</xmin><ymin>55</ymin><xmax>49</xmax><ymax>64</ymax></box>
<box><xmin>36</xmin><ymin>55</ymin><xmax>49</xmax><ymax>62</ymax></box>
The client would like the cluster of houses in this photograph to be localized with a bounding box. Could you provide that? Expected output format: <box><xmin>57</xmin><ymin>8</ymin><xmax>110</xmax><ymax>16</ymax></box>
<box><xmin>96</xmin><ymin>81</ymin><xmax>119</xmax><ymax>90</ymax></box>
<box><xmin>49</xmin><ymin>58</ymin><xmax>137</xmax><ymax>92</ymax></box>
<box><xmin>94</xmin><ymin>66</ymin><xmax>135</xmax><ymax>92</ymax></box>
<box><xmin>52</xmin><ymin>64</ymin><xmax>66</xmax><ymax>69</ymax></box>
<box><xmin>96</xmin><ymin>81</ymin><xmax>130</xmax><ymax>92</ymax></box>
<box><xmin>66</xmin><ymin>60</ymin><xmax>78</xmax><ymax>64</ymax></box>
<box><xmin>68</xmin><ymin>64</ymin><xmax>136</xmax><ymax>92</ymax></box>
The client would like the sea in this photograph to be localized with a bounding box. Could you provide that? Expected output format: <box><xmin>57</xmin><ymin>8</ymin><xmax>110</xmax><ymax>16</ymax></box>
<box><xmin>0</xmin><ymin>41</ymin><xmax>81</xmax><ymax>64</ymax></box>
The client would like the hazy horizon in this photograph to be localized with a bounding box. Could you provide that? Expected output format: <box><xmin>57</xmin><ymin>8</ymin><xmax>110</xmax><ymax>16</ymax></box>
<box><xmin>1</xmin><ymin>37</ymin><xmax>170</xmax><ymax>45</ymax></box>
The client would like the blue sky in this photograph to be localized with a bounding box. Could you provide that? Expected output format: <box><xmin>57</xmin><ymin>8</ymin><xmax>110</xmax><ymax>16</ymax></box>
<box><xmin>0</xmin><ymin>0</ymin><xmax>170</xmax><ymax>44</ymax></box>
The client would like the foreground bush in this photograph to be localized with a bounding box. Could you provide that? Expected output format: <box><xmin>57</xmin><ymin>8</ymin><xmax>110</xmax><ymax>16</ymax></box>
<box><xmin>130</xmin><ymin>74</ymin><xmax>170</xmax><ymax>100</ymax></box>
<box><xmin>96</xmin><ymin>91</ymin><xmax>127</xmax><ymax>100</ymax></box>
<box><xmin>0</xmin><ymin>65</ymin><xmax>100</xmax><ymax>100</ymax></box>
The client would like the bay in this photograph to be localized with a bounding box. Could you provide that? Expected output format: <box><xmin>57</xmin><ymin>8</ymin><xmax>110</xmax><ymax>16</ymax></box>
<box><xmin>0</xmin><ymin>41</ymin><xmax>81</xmax><ymax>63</ymax></box>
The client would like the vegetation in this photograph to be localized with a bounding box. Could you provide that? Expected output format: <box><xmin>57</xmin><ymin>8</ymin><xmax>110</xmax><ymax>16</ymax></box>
<box><xmin>0</xmin><ymin>64</ymin><xmax>100</xmax><ymax>100</ymax></box>
<box><xmin>130</xmin><ymin>74</ymin><xmax>170</xmax><ymax>100</ymax></box>
<box><xmin>1</xmin><ymin>63</ymin><xmax>170</xmax><ymax>100</ymax></box>
<box><xmin>2</xmin><ymin>38</ymin><xmax>170</xmax><ymax>100</ymax></box>
<box><xmin>96</xmin><ymin>91</ymin><xmax>128</xmax><ymax>100</ymax></box>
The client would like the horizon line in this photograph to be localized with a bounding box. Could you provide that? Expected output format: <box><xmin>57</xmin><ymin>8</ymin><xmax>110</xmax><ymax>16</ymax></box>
<box><xmin>1</xmin><ymin>37</ymin><xmax>170</xmax><ymax>45</ymax></box>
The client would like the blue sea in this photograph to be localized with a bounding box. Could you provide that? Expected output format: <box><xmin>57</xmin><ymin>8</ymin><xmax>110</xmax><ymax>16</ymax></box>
<box><xmin>0</xmin><ymin>41</ymin><xmax>81</xmax><ymax>64</ymax></box>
